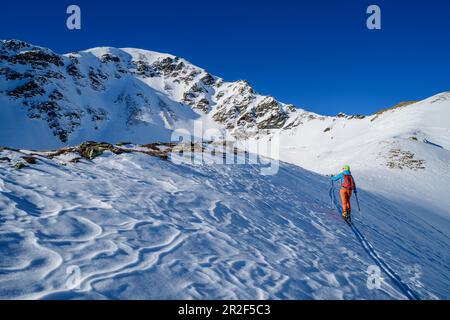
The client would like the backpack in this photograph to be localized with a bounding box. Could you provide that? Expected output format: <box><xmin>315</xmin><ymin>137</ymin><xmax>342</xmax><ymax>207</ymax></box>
<box><xmin>342</xmin><ymin>174</ymin><xmax>355</xmax><ymax>190</ymax></box>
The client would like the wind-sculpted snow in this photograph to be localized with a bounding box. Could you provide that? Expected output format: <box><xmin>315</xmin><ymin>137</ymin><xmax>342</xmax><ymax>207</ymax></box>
<box><xmin>0</xmin><ymin>148</ymin><xmax>448</xmax><ymax>299</ymax></box>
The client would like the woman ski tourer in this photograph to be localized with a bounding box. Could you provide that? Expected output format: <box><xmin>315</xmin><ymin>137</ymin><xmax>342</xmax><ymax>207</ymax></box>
<box><xmin>331</xmin><ymin>165</ymin><xmax>357</xmax><ymax>222</ymax></box>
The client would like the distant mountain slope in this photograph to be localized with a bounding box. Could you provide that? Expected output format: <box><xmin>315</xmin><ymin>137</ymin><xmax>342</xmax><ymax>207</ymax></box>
<box><xmin>1</xmin><ymin>40</ymin><xmax>448</xmax><ymax>152</ymax></box>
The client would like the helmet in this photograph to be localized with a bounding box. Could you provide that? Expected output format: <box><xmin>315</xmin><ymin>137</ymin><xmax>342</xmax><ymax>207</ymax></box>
<box><xmin>342</xmin><ymin>165</ymin><xmax>350</xmax><ymax>171</ymax></box>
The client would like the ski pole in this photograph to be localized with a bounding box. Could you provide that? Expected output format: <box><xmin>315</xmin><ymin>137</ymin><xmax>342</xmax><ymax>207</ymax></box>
<box><xmin>330</xmin><ymin>180</ymin><xmax>335</xmax><ymax>205</ymax></box>
<box><xmin>354</xmin><ymin>190</ymin><xmax>361</xmax><ymax>212</ymax></box>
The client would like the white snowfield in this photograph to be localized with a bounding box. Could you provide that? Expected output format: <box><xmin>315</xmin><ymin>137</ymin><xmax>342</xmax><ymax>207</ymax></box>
<box><xmin>0</xmin><ymin>148</ymin><xmax>448</xmax><ymax>299</ymax></box>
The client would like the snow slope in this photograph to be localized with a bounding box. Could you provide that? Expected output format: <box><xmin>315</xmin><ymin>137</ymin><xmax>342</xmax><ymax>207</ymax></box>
<box><xmin>0</xmin><ymin>146</ymin><xmax>448</xmax><ymax>299</ymax></box>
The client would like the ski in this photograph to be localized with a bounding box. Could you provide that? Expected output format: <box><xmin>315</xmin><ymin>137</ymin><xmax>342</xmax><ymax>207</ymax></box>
<box><xmin>343</xmin><ymin>215</ymin><xmax>352</xmax><ymax>225</ymax></box>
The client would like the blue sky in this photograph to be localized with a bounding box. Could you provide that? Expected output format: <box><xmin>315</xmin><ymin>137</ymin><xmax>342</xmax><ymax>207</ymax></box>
<box><xmin>1</xmin><ymin>0</ymin><xmax>449</xmax><ymax>115</ymax></box>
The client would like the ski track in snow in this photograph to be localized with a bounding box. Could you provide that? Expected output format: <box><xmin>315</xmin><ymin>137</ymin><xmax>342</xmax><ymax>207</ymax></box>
<box><xmin>0</xmin><ymin>151</ymin><xmax>448</xmax><ymax>299</ymax></box>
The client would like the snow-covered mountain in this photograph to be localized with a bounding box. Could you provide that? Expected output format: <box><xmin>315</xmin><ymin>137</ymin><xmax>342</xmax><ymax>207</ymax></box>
<box><xmin>1</xmin><ymin>40</ymin><xmax>449</xmax><ymax>299</ymax></box>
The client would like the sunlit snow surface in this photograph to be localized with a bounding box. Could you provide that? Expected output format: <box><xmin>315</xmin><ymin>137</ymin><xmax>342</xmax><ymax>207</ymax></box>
<box><xmin>0</xmin><ymin>150</ymin><xmax>448</xmax><ymax>299</ymax></box>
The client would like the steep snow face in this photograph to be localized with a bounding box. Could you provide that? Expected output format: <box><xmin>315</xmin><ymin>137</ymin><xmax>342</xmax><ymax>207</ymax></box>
<box><xmin>0</xmin><ymin>147</ymin><xmax>448</xmax><ymax>299</ymax></box>
<box><xmin>250</xmin><ymin>92</ymin><xmax>450</xmax><ymax>221</ymax></box>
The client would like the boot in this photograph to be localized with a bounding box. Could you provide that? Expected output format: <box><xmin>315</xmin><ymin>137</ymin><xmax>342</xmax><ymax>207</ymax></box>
<box><xmin>342</xmin><ymin>211</ymin><xmax>349</xmax><ymax>220</ymax></box>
